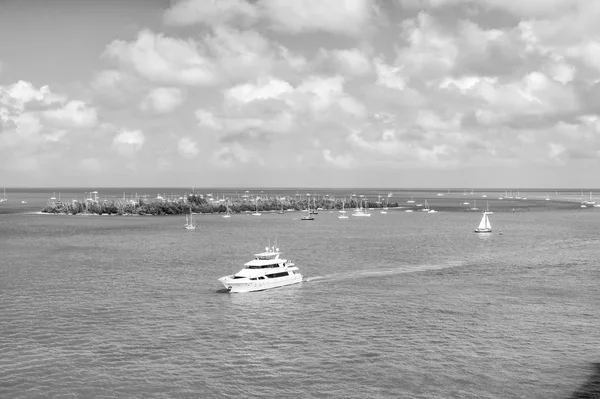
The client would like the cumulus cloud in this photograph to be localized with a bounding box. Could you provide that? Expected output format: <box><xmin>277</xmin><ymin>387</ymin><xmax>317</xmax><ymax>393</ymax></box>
<box><xmin>112</xmin><ymin>129</ymin><xmax>145</xmax><ymax>156</ymax></box>
<box><xmin>104</xmin><ymin>30</ymin><xmax>217</xmax><ymax>86</ymax></box>
<box><xmin>177</xmin><ymin>137</ymin><xmax>199</xmax><ymax>158</ymax></box>
<box><xmin>140</xmin><ymin>87</ymin><xmax>184</xmax><ymax>114</ymax></box>
<box><xmin>211</xmin><ymin>142</ymin><xmax>262</xmax><ymax>167</ymax></box>
<box><xmin>262</xmin><ymin>0</ymin><xmax>373</xmax><ymax>36</ymax></box>
<box><xmin>322</xmin><ymin>149</ymin><xmax>355</xmax><ymax>168</ymax></box>
<box><xmin>43</xmin><ymin>100</ymin><xmax>98</xmax><ymax>128</ymax></box>
<box><xmin>163</xmin><ymin>0</ymin><xmax>260</xmax><ymax>27</ymax></box>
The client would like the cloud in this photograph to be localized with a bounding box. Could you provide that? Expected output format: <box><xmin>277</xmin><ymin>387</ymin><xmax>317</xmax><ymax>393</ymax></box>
<box><xmin>225</xmin><ymin>77</ymin><xmax>293</xmax><ymax>104</ymax></box>
<box><xmin>177</xmin><ymin>137</ymin><xmax>199</xmax><ymax>158</ymax></box>
<box><xmin>211</xmin><ymin>142</ymin><xmax>262</xmax><ymax>167</ymax></box>
<box><xmin>163</xmin><ymin>0</ymin><xmax>260</xmax><ymax>27</ymax></box>
<box><xmin>112</xmin><ymin>129</ymin><xmax>145</xmax><ymax>156</ymax></box>
<box><xmin>261</xmin><ymin>0</ymin><xmax>374</xmax><ymax>36</ymax></box>
<box><xmin>140</xmin><ymin>87</ymin><xmax>184</xmax><ymax>114</ymax></box>
<box><xmin>104</xmin><ymin>30</ymin><xmax>217</xmax><ymax>86</ymax></box>
<box><xmin>374</xmin><ymin>57</ymin><xmax>407</xmax><ymax>90</ymax></box>
<box><xmin>317</xmin><ymin>48</ymin><xmax>373</xmax><ymax>77</ymax></box>
<box><xmin>43</xmin><ymin>100</ymin><xmax>98</xmax><ymax>128</ymax></box>
<box><xmin>322</xmin><ymin>149</ymin><xmax>355</xmax><ymax>168</ymax></box>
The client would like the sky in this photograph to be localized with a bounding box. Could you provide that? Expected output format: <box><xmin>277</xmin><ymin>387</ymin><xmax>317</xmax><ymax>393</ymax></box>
<box><xmin>1</xmin><ymin>0</ymin><xmax>599</xmax><ymax>188</ymax></box>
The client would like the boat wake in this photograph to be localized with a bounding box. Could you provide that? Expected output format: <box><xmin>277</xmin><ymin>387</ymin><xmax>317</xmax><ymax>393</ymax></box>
<box><xmin>304</xmin><ymin>260</ymin><xmax>465</xmax><ymax>283</ymax></box>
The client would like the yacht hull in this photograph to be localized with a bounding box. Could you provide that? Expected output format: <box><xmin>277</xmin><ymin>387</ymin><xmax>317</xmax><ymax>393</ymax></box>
<box><xmin>474</xmin><ymin>229</ymin><xmax>492</xmax><ymax>233</ymax></box>
<box><xmin>219</xmin><ymin>274</ymin><xmax>303</xmax><ymax>293</ymax></box>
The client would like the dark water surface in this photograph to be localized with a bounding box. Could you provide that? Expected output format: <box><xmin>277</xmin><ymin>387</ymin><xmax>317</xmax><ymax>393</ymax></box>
<box><xmin>1</xmin><ymin>204</ymin><xmax>599</xmax><ymax>398</ymax></box>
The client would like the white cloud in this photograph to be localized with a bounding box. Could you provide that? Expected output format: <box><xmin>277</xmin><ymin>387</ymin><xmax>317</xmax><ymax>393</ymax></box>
<box><xmin>225</xmin><ymin>77</ymin><xmax>293</xmax><ymax>104</ymax></box>
<box><xmin>177</xmin><ymin>137</ymin><xmax>199</xmax><ymax>158</ymax></box>
<box><xmin>261</xmin><ymin>0</ymin><xmax>373</xmax><ymax>36</ymax></box>
<box><xmin>211</xmin><ymin>142</ymin><xmax>262</xmax><ymax>167</ymax></box>
<box><xmin>1</xmin><ymin>80</ymin><xmax>65</xmax><ymax>110</ymax></box>
<box><xmin>104</xmin><ymin>30</ymin><xmax>217</xmax><ymax>86</ymax></box>
<box><xmin>374</xmin><ymin>57</ymin><xmax>406</xmax><ymax>90</ymax></box>
<box><xmin>42</xmin><ymin>130</ymin><xmax>67</xmax><ymax>142</ymax></box>
<box><xmin>204</xmin><ymin>26</ymin><xmax>278</xmax><ymax>83</ymax></box>
<box><xmin>329</xmin><ymin>48</ymin><xmax>372</xmax><ymax>76</ymax></box>
<box><xmin>140</xmin><ymin>87</ymin><xmax>184</xmax><ymax>114</ymax></box>
<box><xmin>163</xmin><ymin>0</ymin><xmax>260</xmax><ymax>27</ymax></box>
<box><xmin>43</xmin><ymin>100</ymin><xmax>98</xmax><ymax>128</ymax></box>
<box><xmin>112</xmin><ymin>129</ymin><xmax>145</xmax><ymax>156</ymax></box>
<box><xmin>322</xmin><ymin>149</ymin><xmax>355</xmax><ymax>168</ymax></box>
<box><xmin>196</xmin><ymin>109</ymin><xmax>224</xmax><ymax>130</ymax></box>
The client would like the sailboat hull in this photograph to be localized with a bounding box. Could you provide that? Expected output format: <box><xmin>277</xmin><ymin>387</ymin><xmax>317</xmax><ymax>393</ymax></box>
<box><xmin>474</xmin><ymin>228</ymin><xmax>492</xmax><ymax>233</ymax></box>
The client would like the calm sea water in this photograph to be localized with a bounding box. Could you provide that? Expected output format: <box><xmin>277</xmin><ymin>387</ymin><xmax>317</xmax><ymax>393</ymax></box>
<box><xmin>1</xmin><ymin>191</ymin><xmax>599</xmax><ymax>398</ymax></box>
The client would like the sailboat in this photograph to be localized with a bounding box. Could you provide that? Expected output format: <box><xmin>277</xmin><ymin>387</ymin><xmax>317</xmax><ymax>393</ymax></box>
<box><xmin>223</xmin><ymin>202</ymin><xmax>231</xmax><ymax>218</ymax></box>
<box><xmin>185</xmin><ymin>207</ymin><xmax>196</xmax><ymax>230</ymax></box>
<box><xmin>252</xmin><ymin>199</ymin><xmax>261</xmax><ymax>216</ymax></box>
<box><xmin>338</xmin><ymin>201</ymin><xmax>349</xmax><ymax>219</ymax></box>
<box><xmin>584</xmin><ymin>191</ymin><xmax>595</xmax><ymax>205</ymax></box>
<box><xmin>310</xmin><ymin>196</ymin><xmax>318</xmax><ymax>215</ymax></box>
<box><xmin>301</xmin><ymin>199</ymin><xmax>314</xmax><ymax>220</ymax></box>
<box><xmin>484</xmin><ymin>201</ymin><xmax>493</xmax><ymax>214</ymax></box>
<box><xmin>0</xmin><ymin>188</ymin><xmax>6</xmax><ymax>203</ymax></box>
<box><xmin>474</xmin><ymin>211</ymin><xmax>492</xmax><ymax>233</ymax></box>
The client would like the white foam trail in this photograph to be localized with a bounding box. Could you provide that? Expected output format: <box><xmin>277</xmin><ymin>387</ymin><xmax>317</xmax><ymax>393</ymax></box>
<box><xmin>304</xmin><ymin>260</ymin><xmax>464</xmax><ymax>283</ymax></box>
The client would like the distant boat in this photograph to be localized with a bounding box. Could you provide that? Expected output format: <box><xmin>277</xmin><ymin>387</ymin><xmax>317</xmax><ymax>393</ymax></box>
<box><xmin>223</xmin><ymin>202</ymin><xmax>231</xmax><ymax>218</ymax></box>
<box><xmin>474</xmin><ymin>212</ymin><xmax>492</xmax><ymax>233</ymax></box>
<box><xmin>338</xmin><ymin>201</ymin><xmax>349</xmax><ymax>219</ymax></box>
<box><xmin>252</xmin><ymin>200</ymin><xmax>261</xmax><ymax>216</ymax></box>
<box><xmin>301</xmin><ymin>206</ymin><xmax>314</xmax><ymax>221</ymax></box>
<box><xmin>584</xmin><ymin>191</ymin><xmax>596</xmax><ymax>206</ymax></box>
<box><xmin>484</xmin><ymin>201</ymin><xmax>493</xmax><ymax>214</ymax></box>
<box><xmin>185</xmin><ymin>207</ymin><xmax>196</xmax><ymax>230</ymax></box>
<box><xmin>352</xmin><ymin>200</ymin><xmax>371</xmax><ymax>217</ymax></box>
<box><xmin>406</xmin><ymin>196</ymin><xmax>415</xmax><ymax>204</ymax></box>
<box><xmin>21</xmin><ymin>200</ymin><xmax>27</xmax><ymax>204</ymax></box>
<box><xmin>545</xmin><ymin>193</ymin><xmax>550</xmax><ymax>201</ymax></box>
<box><xmin>404</xmin><ymin>209</ymin><xmax>413</xmax><ymax>213</ymax></box>
<box><xmin>0</xmin><ymin>188</ymin><xmax>6</xmax><ymax>203</ymax></box>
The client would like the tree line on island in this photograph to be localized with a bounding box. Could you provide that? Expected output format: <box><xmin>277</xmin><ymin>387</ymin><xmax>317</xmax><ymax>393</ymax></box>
<box><xmin>41</xmin><ymin>194</ymin><xmax>399</xmax><ymax>215</ymax></box>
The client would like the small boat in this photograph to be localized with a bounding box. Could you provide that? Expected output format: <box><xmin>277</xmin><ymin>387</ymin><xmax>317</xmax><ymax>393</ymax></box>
<box><xmin>406</xmin><ymin>196</ymin><xmax>415</xmax><ymax>204</ymax></box>
<box><xmin>21</xmin><ymin>200</ymin><xmax>27</xmax><ymax>204</ymax></box>
<box><xmin>338</xmin><ymin>201</ymin><xmax>349</xmax><ymax>219</ymax></box>
<box><xmin>474</xmin><ymin>211</ymin><xmax>492</xmax><ymax>233</ymax></box>
<box><xmin>0</xmin><ymin>188</ymin><xmax>7</xmax><ymax>203</ymax></box>
<box><xmin>252</xmin><ymin>200</ymin><xmax>261</xmax><ymax>216</ymax></box>
<box><xmin>301</xmin><ymin>201</ymin><xmax>314</xmax><ymax>220</ymax></box>
<box><xmin>185</xmin><ymin>207</ymin><xmax>196</xmax><ymax>230</ymax></box>
<box><xmin>218</xmin><ymin>242</ymin><xmax>302</xmax><ymax>293</ymax></box>
<box><xmin>352</xmin><ymin>200</ymin><xmax>371</xmax><ymax>217</ymax></box>
<box><xmin>223</xmin><ymin>203</ymin><xmax>231</xmax><ymax>218</ymax></box>
<box><xmin>404</xmin><ymin>209</ymin><xmax>413</xmax><ymax>213</ymax></box>
<box><xmin>484</xmin><ymin>201</ymin><xmax>493</xmax><ymax>214</ymax></box>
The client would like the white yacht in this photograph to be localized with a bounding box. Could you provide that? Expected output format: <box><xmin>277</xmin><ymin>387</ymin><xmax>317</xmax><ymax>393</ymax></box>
<box><xmin>218</xmin><ymin>244</ymin><xmax>302</xmax><ymax>293</ymax></box>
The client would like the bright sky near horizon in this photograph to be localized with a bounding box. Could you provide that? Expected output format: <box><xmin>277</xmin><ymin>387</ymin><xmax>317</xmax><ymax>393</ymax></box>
<box><xmin>1</xmin><ymin>0</ymin><xmax>599</xmax><ymax>188</ymax></box>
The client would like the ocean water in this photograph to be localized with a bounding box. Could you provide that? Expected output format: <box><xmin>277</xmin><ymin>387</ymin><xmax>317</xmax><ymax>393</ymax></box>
<box><xmin>1</xmin><ymin>197</ymin><xmax>599</xmax><ymax>398</ymax></box>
